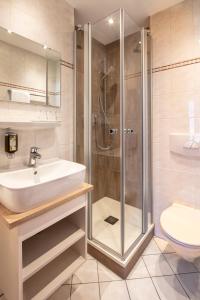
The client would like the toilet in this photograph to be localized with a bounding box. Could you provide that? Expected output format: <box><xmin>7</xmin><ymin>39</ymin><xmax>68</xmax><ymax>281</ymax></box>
<box><xmin>160</xmin><ymin>203</ymin><xmax>200</xmax><ymax>262</ymax></box>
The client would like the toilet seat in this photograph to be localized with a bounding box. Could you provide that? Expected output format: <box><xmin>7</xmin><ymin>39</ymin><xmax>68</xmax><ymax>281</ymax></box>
<box><xmin>160</xmin><ymin>203</ymin><xmax>200</xmax><ymax>249</ymax></box>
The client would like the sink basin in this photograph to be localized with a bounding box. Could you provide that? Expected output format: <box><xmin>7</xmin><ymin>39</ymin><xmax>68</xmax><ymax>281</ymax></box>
<box><xmin>0</xmin><ymin>160</ymin><xmax>86</xmax><ymax>213</ymax></box>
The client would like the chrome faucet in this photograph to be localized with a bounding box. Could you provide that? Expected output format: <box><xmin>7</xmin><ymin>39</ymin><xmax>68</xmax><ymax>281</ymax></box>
<box><xmin>28</xmin><ymin>147</ymin><xmax>41</xmax><ymax>168</ymax></box>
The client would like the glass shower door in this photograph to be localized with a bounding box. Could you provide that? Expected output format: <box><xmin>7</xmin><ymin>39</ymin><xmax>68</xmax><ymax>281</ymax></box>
<box><xmin>90</xmin><ymin>10</ymin><xmax>122</xmax><ymax>255</ymax></box>
<box><xmin>84</xmin><ymin>9</ymin><xmax>151</xmax><ymax>258</ymax></box>
<box><xmin>123</xmin><ymin>25</ymin><xmax>143</xmax><ymax>254</ymax></box>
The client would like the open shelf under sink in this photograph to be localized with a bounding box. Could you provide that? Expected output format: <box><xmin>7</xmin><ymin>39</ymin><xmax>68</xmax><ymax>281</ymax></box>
<box><xmin>23</xmin><ymin>243</ymin><xmax>85</xmax><ymax>300</ymax></box>
<box><xmin>22</xmin><ymin>217</ymin><xmax>85</xmax><ymax>281</ymax></box>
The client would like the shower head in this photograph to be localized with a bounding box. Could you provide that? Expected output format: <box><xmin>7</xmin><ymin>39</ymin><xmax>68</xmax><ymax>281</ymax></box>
<box><xmin>133</xmin><ymin>41</ymin><xmax>142</xmax><ymax>53</ymax></box>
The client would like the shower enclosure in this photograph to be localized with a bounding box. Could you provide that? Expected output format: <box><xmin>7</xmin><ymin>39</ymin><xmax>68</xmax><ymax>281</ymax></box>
<box><xmin>75</xmin><ymin>8</ymin><xmax>152</xmax><ymax>261</ymax></box>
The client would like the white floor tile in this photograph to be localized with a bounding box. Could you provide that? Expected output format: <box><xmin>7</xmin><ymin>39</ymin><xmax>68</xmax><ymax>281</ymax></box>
<box><xmin>71</xmin><ymin>283</ymin><xmax>100</xmax><ymax>300</ymax></box>
<box><xmin>127</xmin><ymin>258</ymin><xmax>150</xmax><ymax>279</ymax></box>
<box><xmin>72</xmin><ymin>260</ymin><xmax>98</xmax><ymax>284</ymax></box>
<box><xmin>100</xmin><ymin>281</ymin><xmax>129</xmax><ymax>300</ymax></box>
<box><xmin>164</xmin><ymin>253</ymin><xmax>198</xmax><ymax>274</ymax></box>
<box><xmin>178</xmin><ymin>273</ymin><xmax>200</xmax><ymax>300</ymax></box>
<box><xmin>48</xmin><ymin>285</ymin><xmax>71</xmax><ymax>300</ymax></box>
<box><xmin>143</xmin><ymin>239</ymin><xmax>161</xmax><ymax>255</ymax></box>
<box><xmin>152</xmin><ymin>275</ymin><xmax>189</xmax><ymax>300</ymax></box>
<box><xmin>154</xmin><ymin>237</ymin><xmax>175</xmax><ymax>253</ymax></box>
<box><xmin>98</xmin><ymin>262</ymin><xmax>122</xmax><ymax>282</ymax></box>
<box><xmin>126</xmin><ymin>278</ymin><xmax>160</xmax><ymax>300</ymax></box>
<box><xmin>143</xmin><ymin>254</ymin><xmax>174</xmax><ymax>276</ymax></box>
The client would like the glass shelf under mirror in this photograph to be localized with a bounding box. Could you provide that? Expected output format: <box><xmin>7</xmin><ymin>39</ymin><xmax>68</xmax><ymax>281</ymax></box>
<box><xmin>0</xmin><ymin>121</ymin><xmax>61</xmax><ymax>130</ymax></box>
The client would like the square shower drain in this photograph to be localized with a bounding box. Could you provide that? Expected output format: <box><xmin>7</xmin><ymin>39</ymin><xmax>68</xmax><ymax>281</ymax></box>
<box><xmin>104</xmin><ymin>216</ymin><xmax>119</xmax><ymax>225</ymax></box>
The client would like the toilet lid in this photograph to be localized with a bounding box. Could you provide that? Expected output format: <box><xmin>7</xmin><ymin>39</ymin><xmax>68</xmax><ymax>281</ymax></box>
<box><xmin>160</xmin><ymin>203</ymin><xmax>200</xmax><ymax>247</ymax></box>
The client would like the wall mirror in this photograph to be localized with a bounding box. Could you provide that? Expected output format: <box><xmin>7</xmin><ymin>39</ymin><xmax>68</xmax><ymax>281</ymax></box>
<box><xmin>0</xmin><ymin>26</ymin><xmax>61</xmax><ymax>107</ymax></box>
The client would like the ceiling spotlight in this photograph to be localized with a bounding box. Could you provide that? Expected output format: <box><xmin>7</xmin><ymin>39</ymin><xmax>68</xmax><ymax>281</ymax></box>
<box><xmin>43</xmin><ymin>45</ymin><xmax>48</xmax><ymax>50</ymax></box>
<box><xmin>108</xmin><ymin>18</ymin><xmax>114</xmax><ymax>25</ymax></box>
<box><xmin>7</xmin><ymin>29</ymin><xmax>12</xmax><ymax>34</ymax></box>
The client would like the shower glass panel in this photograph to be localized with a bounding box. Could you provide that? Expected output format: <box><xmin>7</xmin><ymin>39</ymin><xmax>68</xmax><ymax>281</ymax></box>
<box><xmin>90</xmin><ymin>10</ymin><xmax>122</xmax><ymax>255</ymax></box>
<box><xmin>124</xmin><ymin>15</ymin><xmax>143</xmax><ymax>254</ymax></box>
<box><xmin>146</xmin><ymin>30</ymin><xmax>153</xmax><ymax>229</ymax></box>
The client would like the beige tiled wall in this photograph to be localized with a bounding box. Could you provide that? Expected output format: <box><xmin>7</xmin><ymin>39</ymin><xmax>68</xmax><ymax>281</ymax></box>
<box><xmin>0</xmin><ymin>0</ymin><xmax>74</xmax><ymax>169</ymax></box>
<box><xmin>151</xmin><ymin>0</ymin><xmax>200</xmax><ymax>236</ymax></box>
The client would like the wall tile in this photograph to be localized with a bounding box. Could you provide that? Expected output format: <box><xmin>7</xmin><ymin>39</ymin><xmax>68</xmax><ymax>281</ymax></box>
<box><xmin>170</xmin><ymin>0</ymin><xmax>195</xmax><ymax>63</ymax></box>
<box><xmin>170</xmin><ymin>64</ymin><xmax>195</xmax><ymax>95</ymax></box>
<box><xmin>151</xmin><ymin>8</ymin><xmax>172</xmax><ymax>68</ymax></box>
<box><xmin>0</xmin><ymin>0</ymin><xmax>12</xmax><ymax>29</ymax></box>
<box><xmin>152</xmin><ymin>70</ymin><xmax>172</xmax><ymax>97</ymax></box>
<box><xmin>193</xmin><ymin>0</ymin><xmax>200</xmax><ymax>56</ymax></box>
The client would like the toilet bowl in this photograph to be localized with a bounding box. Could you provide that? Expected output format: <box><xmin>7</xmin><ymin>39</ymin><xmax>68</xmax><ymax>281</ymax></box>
<box><xmin>160</xmin><ymin>203</ymin><xmax>200</xmax><ymax>262</ymax></box>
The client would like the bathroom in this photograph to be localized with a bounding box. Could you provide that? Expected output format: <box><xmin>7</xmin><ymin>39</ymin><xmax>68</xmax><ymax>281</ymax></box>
<box><xmin>0</xmin><ymin>0</ymin><xmax>200</xmax><ymax>299</ymax></box>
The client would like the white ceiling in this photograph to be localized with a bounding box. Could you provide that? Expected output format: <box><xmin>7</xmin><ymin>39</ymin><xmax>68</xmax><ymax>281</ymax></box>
<box><xmin>67</xmin><ymin>0</ymin><xmax>183</xmax><ymax>26</ymax></box>
<box><xmin>91</xmin><ymin>10</ymin><xmax>140</xmax><ymax>45</ymax></box>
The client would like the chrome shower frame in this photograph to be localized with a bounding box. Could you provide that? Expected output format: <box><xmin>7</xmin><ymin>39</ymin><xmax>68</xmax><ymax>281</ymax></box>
<box><xmin>83</xmin><ymin>9</ymin><xmax>153</xmax><ymax>260</ymax></box>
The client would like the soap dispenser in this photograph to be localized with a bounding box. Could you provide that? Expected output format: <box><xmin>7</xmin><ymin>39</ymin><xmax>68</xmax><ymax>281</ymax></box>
<box><xmin>5</xmin><ymin>131</ymin><xmax>18</xmax><ymax>155</ymax></box>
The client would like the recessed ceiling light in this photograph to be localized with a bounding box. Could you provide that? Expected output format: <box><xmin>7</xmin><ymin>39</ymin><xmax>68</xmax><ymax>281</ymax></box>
<box><xmin>7</xmin><ymin>29</ymin><xmax>12</xmax><ymax>34</ymax></box>
<box><xmin>43</xmin><ymin>45</ymin><xmax>48</xmax><ymax>50</ymax></box>
<box><xmin>108</xmin><ymin>18</ymin><xmax>114</xmax><ymax>25</ymax></box>
<box><xmin>139</xmin><ymin>41</ymin><xmax>142</xmax><ymax>44</ymax></box>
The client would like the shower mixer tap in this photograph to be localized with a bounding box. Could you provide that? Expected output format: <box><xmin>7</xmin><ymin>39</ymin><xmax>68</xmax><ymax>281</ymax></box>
<box><xmin>109</xmin><ymin>128</ymin><xmax>118</xmax><ymax>135</ymax></box>
<box><xmin>123</xmin><ymin>128</ymin><xmax>134</xmax><ymax>134</ymax></box>
<box><xmin>109</xmin><ymin>128</ymin><xmax>134</xmax><ymax>135</ymax></box>
<box><xmin>126</xmin><ymin>128</ymin><xmax>134</xmax><ymax>134</ymax></box>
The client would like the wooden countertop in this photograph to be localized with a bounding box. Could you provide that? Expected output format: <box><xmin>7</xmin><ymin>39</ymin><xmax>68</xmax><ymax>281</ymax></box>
<box><xmin>0</xmin><ymin>183</ymin><xmax>93</xmax><ymax>229</ymax></box>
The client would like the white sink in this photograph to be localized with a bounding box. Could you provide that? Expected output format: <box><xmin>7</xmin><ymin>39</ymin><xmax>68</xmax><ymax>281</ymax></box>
<box><xmin>0</xmin><ymin>160</ymin><xmax>86</xmax><ymax>213</ymax></box>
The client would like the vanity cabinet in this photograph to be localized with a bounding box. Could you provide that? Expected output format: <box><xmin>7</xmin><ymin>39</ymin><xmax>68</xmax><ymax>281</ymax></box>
<box><xmin>0</xmin><ymin>183</ymin><xmax>92</xmax><ymax>300</ymax></box>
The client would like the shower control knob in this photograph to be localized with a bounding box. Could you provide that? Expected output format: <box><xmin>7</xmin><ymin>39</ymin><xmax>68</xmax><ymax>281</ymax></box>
<box><xmin>109</xmin><ymin>128</ymin><xmax>118</xmax><ymax>135</ymax></box>
<box><xmin>127</xmin><ymin>128</ymin><xmax>134</xmax><ymax>134</ymax></box>
<box><xmin>124</xmin><ymin>128</ymin><xmax>134</xmax><ymax>134</ymax></box>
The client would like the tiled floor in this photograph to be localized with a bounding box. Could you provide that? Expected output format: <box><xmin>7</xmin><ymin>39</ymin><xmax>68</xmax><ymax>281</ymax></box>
<box><xmin>1</xmin><ymin>237</ymin><xmax>200</xmax><ymax>300</ymax></box>
<box><xmin>48</xmin><ymin>237</ymin><xmax>200</xmax><ymax>299</ymax></box>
